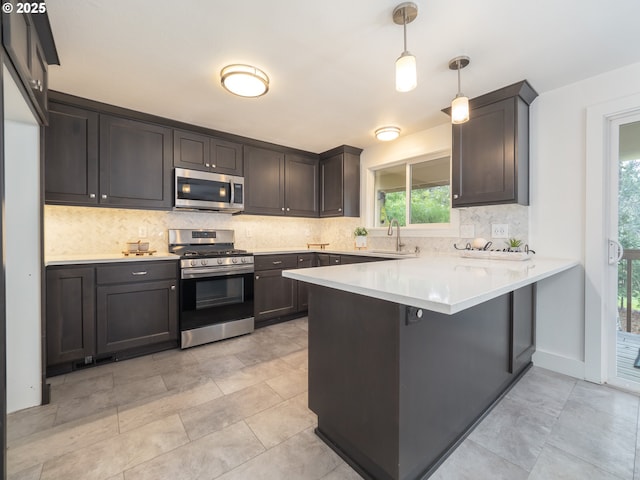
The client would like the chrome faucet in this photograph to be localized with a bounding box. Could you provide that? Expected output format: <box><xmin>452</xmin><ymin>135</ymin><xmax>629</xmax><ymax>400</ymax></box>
<box><xmin>387</xmin><ymin>218</ymin><xmax>405</xmax><ymax>252</ymax></box>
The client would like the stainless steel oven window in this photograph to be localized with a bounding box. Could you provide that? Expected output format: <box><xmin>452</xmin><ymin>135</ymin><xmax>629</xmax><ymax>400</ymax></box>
<box><xmin>195</xmin><ymin>277</ymin><xmax>244</xmax><ymax>309</ymax></box>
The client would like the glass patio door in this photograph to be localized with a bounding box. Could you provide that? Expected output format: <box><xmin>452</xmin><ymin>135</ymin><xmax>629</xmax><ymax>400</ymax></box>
<box><xmin>611</xmin><ymin>116</ymin><xmax>640</xmax><ymax>385</ymax></box>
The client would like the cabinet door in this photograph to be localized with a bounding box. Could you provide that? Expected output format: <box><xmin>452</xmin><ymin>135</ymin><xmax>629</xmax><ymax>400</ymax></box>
<box><xmin>320</xmin><ymin>153</ymin><xmax>343</xmax><ymax>217</ymax></box>
<box><xmin>244</xmin><ymin>146</ymin><xmax>285</xmax><ymax>215</ymax></box>
<box><xmin>285</xmin><ymin>154</ymin><xmax>319</xmax><ymax>217</ymax></box>
<box><xmin>254</xmin><ymin>269</ymin><xmax>297</xmax><ymax>323</ymax></box>
<box><xmin>510</xmin><ymin>284</ymin><xmax>535</xmax><ymax>374</ymax></box>
<box><xmin>30</xmin><ymin>30</ymin><xmax>47</xmax><ymax>116</ymax></box>
<box><xmin>211</xmin><ymin>138</ymin><xmax>243</xmax><ymax>176</ymax></box>
<box><xmin>96</xmin><ymin>279</ymin><xmax>178</xmax><ymax>354</ymax></box>
<box><xmin>45</xmin><ymin>103</ymin><xmax>99</xmax><ymax>205</ymax></box>
<box><xmin>46</xmin><ymin>267</ymin><xmax>95</xmax><ymax>366</ymax></box>
<box><xmin>296</xmin><ymin>254</ymin><xmax>315</xmax><ymax>312</ymax></box>
<box><xmin>173</xmin><ymin>129</ymin><xmax>210</xmax><ymax>171</ymax></box>
<box><xmin>99</xmin><ymin>115</ymin><xmax>173</xmax><ymax>209</ymax></box>
<box><xmin>452</xmin><ymin>98</ymin><xmax>516</xmax><ymax>206</ymax></box>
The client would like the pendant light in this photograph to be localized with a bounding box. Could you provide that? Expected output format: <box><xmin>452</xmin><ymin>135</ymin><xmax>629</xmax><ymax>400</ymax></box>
<box><xmin>220</xmin><ymin>64</ymin><xmax>269</xmax><ymax>98</ymax></box>
<box><xmin>393</xmin><ymin>3</ymin><xmax>418</xmax><ymax>93</ymax></box>
<box><xmin>448</xmin><ymin>56</ymin><xmax>470</xmax><ymax>124</ymax></box>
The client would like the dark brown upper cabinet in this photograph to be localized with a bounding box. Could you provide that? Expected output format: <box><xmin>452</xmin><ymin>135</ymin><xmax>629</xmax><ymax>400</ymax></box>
<box><xmin>444</xmin><ymin>80</ymin><xmax>538</xmax><ymax>207</ymax></box>
<box><xmin>100</xmin><ymin>115</ymin><xmax>173</xmax><ymax>209</ymax></box>
<box><xmin>244</xmin><ymin>146</ymin><xmax>319</xmax><ymax>217</ymax></box>
<box><xmin>174</xmin><ymin>129</ymin><xmax>243</xmax><ymax>176</ymax></box>
<box><xmin>45</xmin><ymin>103</ymin><xmax>99</xmax><ymax>205</ymax></box>
<box><xmin>46</xmin><ymin>99</ymin><xmax>173</xmax><ymax>210</ymax></box>
<box><xmin>2</xmin><ymin>3</ymin><xmax>58</xmax><ymax>122</ymax></box>
<box><xmin>319</xmin><ymin>145</ymin><xmax>362</xmax><ymax>217</ymax></box>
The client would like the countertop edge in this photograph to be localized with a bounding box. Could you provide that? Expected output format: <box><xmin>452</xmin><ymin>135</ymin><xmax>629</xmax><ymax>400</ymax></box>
<box><xmin>283</xmin><ymin>257</ymin><xmax>579</xmax><ymax>314</ymax></box>
<box><xmin>45</xmin><ymin>254</ymin><xmax>180</xmax><ymax>266</ymax></box>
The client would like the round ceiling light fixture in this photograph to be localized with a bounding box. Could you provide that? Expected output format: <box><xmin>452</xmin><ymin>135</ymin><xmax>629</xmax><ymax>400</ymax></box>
<box><xmin>220</xmin><ymin>64</ymin><xmax>269</xmax><ymax>98</ymax></box>
<box><xmin>375</xmin><ymin>126</ymin><xmax>401</xmax><ymax>141</ymax></box>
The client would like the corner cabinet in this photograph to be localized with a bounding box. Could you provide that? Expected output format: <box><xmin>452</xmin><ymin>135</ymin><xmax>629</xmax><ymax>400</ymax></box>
<box><xmin>244</xmin><ymin>146</ymin><xmax>319</xmax><ymax>217</ymax></box>
<box><xmin>320</xmin><ymin>145</ymin><xmax>362</xmax><ymax>217</ymax></box>
<box><xmin>446</xmin><ymin>81</ymin><xmax>538</xmax><ymax>207</ymax></box>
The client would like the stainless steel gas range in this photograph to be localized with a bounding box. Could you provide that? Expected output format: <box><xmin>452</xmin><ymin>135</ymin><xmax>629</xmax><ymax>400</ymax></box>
<box><xmin>168</xmin><ymin>229</ymin><xmax>254</xmax><ymax>348</ymax></box>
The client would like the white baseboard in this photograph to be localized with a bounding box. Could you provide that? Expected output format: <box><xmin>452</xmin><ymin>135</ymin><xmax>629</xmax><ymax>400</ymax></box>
<box><xmin>532</xmin><ymin>350</ymin><xmax>586</xmax><ymax>380</ymax></box>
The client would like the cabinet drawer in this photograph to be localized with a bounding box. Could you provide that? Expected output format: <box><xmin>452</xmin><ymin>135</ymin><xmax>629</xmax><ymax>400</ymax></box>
<box><xmin>297</xmin><ymin>253</ymin><xmax>315</xmax><ymax>268</ymax></box>
<box><xmin>96</xmin><ymin>261</ymin><xmax>177</xmax><ymax>284</ymax></box>
<box><xmin>255</xmin><ymin>254</ymin><xmax>297</xmax><ymax>271</ymax></box>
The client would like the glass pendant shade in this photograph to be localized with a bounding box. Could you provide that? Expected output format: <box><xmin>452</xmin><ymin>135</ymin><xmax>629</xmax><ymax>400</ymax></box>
<box><xmin>451</xmin><ymin>95</ymin><xmax>470</xmax><ymax>124</ymax></box>
<box><xmin>220</xmin><ymin>64</ymin><xmax>269</xmax><ymax>97</ymax></box>
<box><xmin>395</xmin><ymin>52</ymin><xmax>417</xmax><ymax>92</ymax></box>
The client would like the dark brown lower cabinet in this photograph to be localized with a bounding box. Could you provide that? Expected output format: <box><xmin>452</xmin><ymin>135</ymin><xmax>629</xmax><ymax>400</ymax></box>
<box><xmin>254</xmin><ymin>268</ymin><xmax>297</xmax><ymax>325</ymax></box>
<box><xmin>46</xmin><ymin>267</ymin><xmax>96</xmax><ymax>367</ymax></box>
<box><xmin>96</xmin><ymin>279</ymin><xmax>177</xmax><ymax>354</ymax></box>
<box><xmin>46</xmin><ymin>261</ymin><xmax>179</xmax><ymax>376</ymax></box>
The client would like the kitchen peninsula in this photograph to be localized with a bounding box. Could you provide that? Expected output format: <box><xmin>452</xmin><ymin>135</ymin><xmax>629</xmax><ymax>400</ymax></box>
<box><xmin>283</xmin><ymin>255</ymin><xmax>577</xmax><ymax>480</ymax></box>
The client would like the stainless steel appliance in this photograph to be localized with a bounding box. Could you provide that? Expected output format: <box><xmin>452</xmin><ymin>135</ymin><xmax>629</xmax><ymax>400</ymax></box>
<box><xmin>169</xmin><ymin>229</ymin><xmax>254</xmax><ymax>348</ymax></box>
<box><xmin>174</xmin><ymin>167</ymin><xmax>244</xmax><ymax>213</ymax></box>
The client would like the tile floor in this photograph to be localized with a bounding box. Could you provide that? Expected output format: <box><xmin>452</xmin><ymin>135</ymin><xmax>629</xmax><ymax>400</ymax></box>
<box><xmin>7</xmin><ymin>317</ymin><xmax>640</xmax><ymax>480</ymax></box>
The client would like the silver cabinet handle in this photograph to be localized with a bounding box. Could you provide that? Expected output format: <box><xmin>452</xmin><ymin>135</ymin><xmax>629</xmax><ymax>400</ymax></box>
<box><xmin>255</xmin><ymin>275</ymin><xmax>260</xmax><ymax>279</ymax></box>
<box><xmin>338</xmin><ymin>207</ymin><xmax>342</xmax><ymax>212</ymax></box>
<box><xmin>170</xmin><ymin>285</ymin><xmax>176</xmax><ymax>290</ymax></box>
<box><xmin>212</xmin><ymin>164</ymin><xmax>216</xmax><ymax>168</ymax></box>
<box><xmin>131</xmin><ymin>271</ymin><xmax>148</xmax><ymax>276</ymax></box>
<box><xmin>89</xmin><ymin>193</ymin><xmax>96</xmax><ymax>199</ymax></box>
<box><xmin>30</xmin><ymin>79</ymin><xmax>43</xmax><ymax>92</ymax></box>
<box><xmin>453</xmin><ymin>194</ymin><xmax>459</xmax><ymax>199</ymax></box>
<box><xmin>299</xmin><ymin>258</ymin><xmax>304</xmax><ymax>262</ymax></box>
<box><xmin>281</xmin><ymin>207</ymin><xmax>285</xmax><ymax>211</ymax></box>
<box><xmin>205</xmin><ymin>163</ymin><xmax>210</xmax><ymax>167</ymax></box>
<box><xmin>101</xmin><ymin>194</ymin><xmax>107</xmax><ymax>199</ymax></box>
<box><xmin>286</xmin><ymin>207</ymin><xmax>290</xmax><ymax>212</ymax></box>
<box><xmin>272</xmin><ymin>261</ymin><xmax>282</xmax><ymax>265</ymax></box>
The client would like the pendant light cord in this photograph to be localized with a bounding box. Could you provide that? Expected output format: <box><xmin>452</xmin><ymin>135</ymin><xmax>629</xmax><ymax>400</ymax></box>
<box><xmin>457</xmin><ymin>60</ymin><xmax>462</xmax><ymax>96</ymax></box>
<box><xmin>403</xmin><ymin>9</ymin><xmax>408</xmax><ymax>53</ymax></box>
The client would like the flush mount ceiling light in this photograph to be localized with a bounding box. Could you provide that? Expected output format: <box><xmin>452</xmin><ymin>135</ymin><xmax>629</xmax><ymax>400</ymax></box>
<box><xmin>220</xmin><ymin>64</ymin><xmax>269</xmax><ymax>98</ymax></box>
<box><xmin>449</xmin><ymin>56</ymin><xmax>471</xmax><ymax>124</ymax></box>
<box><xmin>393</xmin><ymin>2</ymin><xmax>418</xmax><ymax>93</ymax></box>
<box><xmin>375</xmin><ymin>126</ymin><xmax>401</xmax><ymax>141</ymax></box>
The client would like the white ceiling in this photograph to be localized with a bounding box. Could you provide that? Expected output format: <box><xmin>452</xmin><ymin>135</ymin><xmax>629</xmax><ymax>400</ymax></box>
<box><xmin>46</xmin><ymin>0</ymin><xmax>640</xmax><ymax>153</ymax></box>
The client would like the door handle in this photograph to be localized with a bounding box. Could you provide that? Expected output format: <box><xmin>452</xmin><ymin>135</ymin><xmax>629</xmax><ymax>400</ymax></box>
<box><xmin>608</xmin><ymin>239</ymin><xmax>624</xmax><ymax>265</ymax></box>
<box><xmin>132</xmin><ymin>271</ymin><xmax>148</xmax><ymax>276</ymax></box>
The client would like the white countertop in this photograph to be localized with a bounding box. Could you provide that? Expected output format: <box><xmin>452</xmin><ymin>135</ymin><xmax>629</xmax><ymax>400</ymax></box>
<box><xmin>46</xmin><ymin>253</ymin><xmax>180</xmax><ymax>266</ymax></box>
<box><xmin>253</xmin><ymin>248</ymin><xmax>417</xmax><ymax>259</ymax></box>
<box><xmin>283</xmin><ymin>254</ymin><xmax>578</xmax><ymax>315</ymax></box>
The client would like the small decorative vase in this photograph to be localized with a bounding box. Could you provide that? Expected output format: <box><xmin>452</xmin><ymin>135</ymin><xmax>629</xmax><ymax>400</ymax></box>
<box><xmin>355</xmin><ymin>236</ymin><xmax>367</xmax><ymax>249</ymax></box>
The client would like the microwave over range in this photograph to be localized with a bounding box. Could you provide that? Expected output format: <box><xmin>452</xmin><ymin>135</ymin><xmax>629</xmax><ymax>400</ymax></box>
<box><xmin>174</xmin><ymin>167</ymin><xmax>244</xmax><ymax>213</ymax></box>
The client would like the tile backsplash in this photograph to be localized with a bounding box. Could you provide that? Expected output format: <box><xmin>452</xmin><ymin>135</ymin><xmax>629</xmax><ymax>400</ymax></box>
<box><xmin>44</xmin><ymin>205</ymin><xmax>362</xmax><ymax>255</ymax></box>
<box><xmin>44</xmin><ymin>204</ymin><xmax>527</xmax><ymax>256</ymax></box>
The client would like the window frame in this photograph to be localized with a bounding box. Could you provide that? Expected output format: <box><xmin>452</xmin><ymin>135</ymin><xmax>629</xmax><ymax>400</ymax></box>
<box><xmin>366</xmin><ymin>149</ymin><xmax>460</xmax><ymax>238</ymax></box>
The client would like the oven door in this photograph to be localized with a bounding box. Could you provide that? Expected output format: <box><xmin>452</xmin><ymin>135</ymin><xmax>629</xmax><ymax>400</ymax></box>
<box><xmin>180</xmin><ymin>271</ymin><xmax>254</xmax><ymax>332</ymax></box>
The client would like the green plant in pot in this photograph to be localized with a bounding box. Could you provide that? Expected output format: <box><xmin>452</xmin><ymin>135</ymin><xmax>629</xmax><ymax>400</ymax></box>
<box><xmin>506</xmin><ymin>238</ymin><xmax>523</xmax><ymax>252</ymax></box>
<box><xmin>354</xmin><ymin>227</ymin><xmax>368</xmax><ymax>249</ymax></box>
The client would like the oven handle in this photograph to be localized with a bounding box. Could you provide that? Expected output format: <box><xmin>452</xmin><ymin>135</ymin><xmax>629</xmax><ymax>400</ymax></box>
<box><xmin>181</xmin><ymin>265</ymin><xmax>254</xmax><ymax>279</ymax></box>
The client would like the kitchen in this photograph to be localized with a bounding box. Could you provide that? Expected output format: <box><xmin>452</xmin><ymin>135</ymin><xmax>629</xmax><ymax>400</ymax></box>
<box><xmin>3</xmin><ymin>0</ymin><xmax>640</xmax><ymax>479</ymax></box>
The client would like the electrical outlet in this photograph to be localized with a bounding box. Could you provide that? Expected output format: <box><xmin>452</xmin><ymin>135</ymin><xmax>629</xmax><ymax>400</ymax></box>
<box><xmin>138</xmin><ymin>226</ymin><xmax>147</xmax><ymax>238</ymax></box>
<box><xmin>491</xmin><ymin>224</ymin><xmax>509</xmax><ymax>239</ymax></box>
<box><xmin>460</xmin><ymin>224</ymin><xmax>475</xmax><ymax>238</ymax></box>
<box><xmin>245</xmin><ymin>228</ymin><xmax>252</xmax><ymax>238</ymax></box>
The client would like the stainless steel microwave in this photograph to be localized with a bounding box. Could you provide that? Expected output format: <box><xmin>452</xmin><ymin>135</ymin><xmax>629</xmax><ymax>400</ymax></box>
<box><xmin>174</xmin><ymin>168</ymin><xmax>244</xmax><ymax>213</ymax></box>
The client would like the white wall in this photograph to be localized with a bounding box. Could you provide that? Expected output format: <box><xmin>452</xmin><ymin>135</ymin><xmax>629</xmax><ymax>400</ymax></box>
<box><xmin>530</xmin><ymin>61</ymin><xmax>640</xmax><ymax>378</ymax></box>
<box><xmin>4</xmin><ymin>67</ymin><xmax>42</xmax><ymax>413</ymax></box>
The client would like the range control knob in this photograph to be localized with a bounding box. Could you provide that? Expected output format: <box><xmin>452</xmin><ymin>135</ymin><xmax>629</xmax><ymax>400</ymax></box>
<box><xmin>232</xmin><ymin>258</ymin><xmax>238</xmax><ymax>264</ymax></box>
<box><xmin>190</xmin><ymin>260</ymin><xmax>197</xmax><ymax>267</ymax></box>
<box><xmin>201</xmin><ymin>259</ymin><xmax>208</xmax><ymax>266</ymax></box>
<box><xmin>217</xmin><ymin>258</ymin><xmax>223</xmax><ymax>265</ymax></box>
<box><xmin>241</xmin><ymin>257</ymin><xmax>247</xmax><ymax>263</ymax></box>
